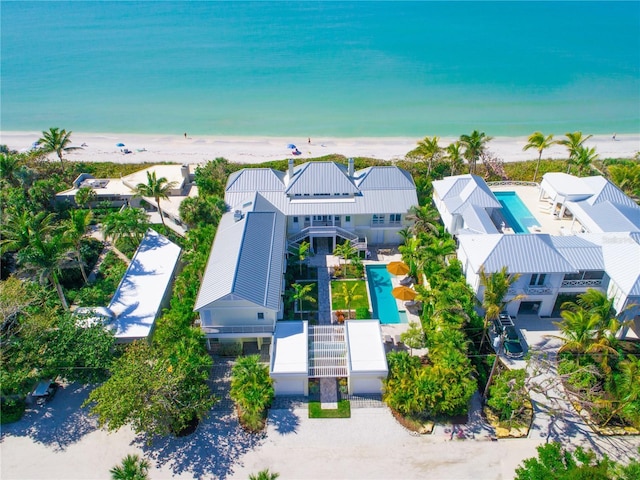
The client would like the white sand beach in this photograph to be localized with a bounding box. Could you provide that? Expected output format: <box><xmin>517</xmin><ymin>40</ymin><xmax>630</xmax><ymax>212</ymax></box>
<box><xmin>1</xmin><ymin>131</ymin><xmax>638</xmax><ymax>166</ymax></box>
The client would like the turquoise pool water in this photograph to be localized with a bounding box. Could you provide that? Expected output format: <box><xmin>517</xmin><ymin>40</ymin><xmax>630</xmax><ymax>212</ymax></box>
<box><xmin>494</xmin><ymin>191</ymin><xmax>541</xmax><ymax>234</ymax></box>
<box><xmin>366</xmin><ymin>265</ymin><xmax>406</xmax><ymax>325</ymax></box>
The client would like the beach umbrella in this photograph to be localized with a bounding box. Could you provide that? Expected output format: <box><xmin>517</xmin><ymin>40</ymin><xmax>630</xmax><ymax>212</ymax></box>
<box><xmin>116</xmin><ymin>143</ymin><xmax>125</xmax><ymax>147</ymax></box>
<box><xmin>386</xmin><ymin>261</ymin><xmax>410</xmax><ymax>276</ymax></box>
<box><xmin>287</xmin><ymin>144</ymin><xmax>297</xmax><ymax>149</ymax></box>
<box><xmin>392</xmin><ymin>286</ymin><xmax>417</xmax><ymax>301</ymax></box>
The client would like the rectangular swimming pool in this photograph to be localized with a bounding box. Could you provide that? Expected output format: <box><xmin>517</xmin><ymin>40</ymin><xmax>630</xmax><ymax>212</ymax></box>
<box><xmin>366</xmin><ymin>264</ymin><xmax>407</xmax><ymax>324</ymax></box>
<box><xmin>494</xmin><ymin>191</ymin><xmax>541</xmax><ymax>234</ymax></box>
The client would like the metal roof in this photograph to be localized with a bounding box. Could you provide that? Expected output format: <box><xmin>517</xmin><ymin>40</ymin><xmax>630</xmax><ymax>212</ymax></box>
<box><xmin>581</xmin><ymin>176</ymin><xmax>638</xmax><ymax>208</ymax></box>
<box><xmin>345</xmin><ymin>320</ymin><xmax>388</xmax><ymax>374</ymax></box>
<box><xmin>583</xmin><ymin>232</ymin><xmax>640</xmax><ymax>296</ymax></box>
<box><xmin>194</xmin><ymin>193</ymin><xmax>286</xmax><ymax>311</ymax></box>
<box><xmin>459</xmin><ymin>234</ymin><xmax>576</xmax><ymax>274</ymax></box>
<box><xmin>354</xmin><ymin>166</ymin><xmax>416</xmax><ymax>190</ymax></box>
<box><xmin>226</xmin><ymin>168</ymin><xmax>285</xmax><ymax>192</ymax></box>
<box><xmin>549</xmin><ymin>236</ymin><xmax>605</xmax><ymax>270</ymax></box>
<box><xmin>108</xmin><ymin>229</ymin><xmax>181</xmax><ymax>340</ymax></box>
<box><xmin>271</xmin><ymin>321</ymin><xmax>308</xmax><ymax>375</ymax></box>
<box><xmin>433</xmin><ymin>174</ymin><xmax>501</xmax><ymax>214</ymax></box>
<box><xmin>566</xmin><ymin>199</ymin><xmax>640</xmax><ymax>233</ymax></box>
<box><xmin>286</xmin><ymin>162</ymin><xmax>360</xmax><ymax>196</ymax></box>
<box><xmin>461</xmin><ymin>204</ymin><xmax>500</xmax><ymax>234</ymax></box>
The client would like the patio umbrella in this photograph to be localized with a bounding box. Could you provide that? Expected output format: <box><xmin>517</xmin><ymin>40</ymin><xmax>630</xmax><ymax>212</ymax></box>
<box><xmin>392</xmin><ymin>286</ymin><xmax>417</xmax><ymax>301</ymax></box>
<box><xmin>287</xmin><ymin>144</ymin><xmax>297</xmax><ymax>149</ymax></box>
<box><xmin>116</xmin><ymin>143</ymin><xmax>125</xmax><ymax>147</ymax></box>
<box><xmin>386</xmin><ymin>261</ymin><xmax>410</xmax><ymax>276</ymax></box>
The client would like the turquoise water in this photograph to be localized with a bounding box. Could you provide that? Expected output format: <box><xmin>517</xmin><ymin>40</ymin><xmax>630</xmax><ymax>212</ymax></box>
<box><xmin>366</xmin><ymin>264</ymin><xmax>406</xmax><ymax>325</ymax></box>
<box><xmin>495</xmin><ymin>191</ymin><xmax>540</xmax><ymax>234</ymax></box>
<box><xmin>2</xmin><ymin>1</ymin><xmax>639</xmax><ymax>136</ymax></box>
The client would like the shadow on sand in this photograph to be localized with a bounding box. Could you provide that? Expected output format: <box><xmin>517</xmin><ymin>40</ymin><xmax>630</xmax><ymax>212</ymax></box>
<box><xmin>0</xmin><ymin>383</ymin><xmax>97</xmax><ymax>451</ymax></box>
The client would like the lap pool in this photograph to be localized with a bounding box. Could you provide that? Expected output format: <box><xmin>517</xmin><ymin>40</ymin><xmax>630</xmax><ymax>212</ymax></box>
<box><xmin>366</xmin><ymin>264</ymin><xmax>408</xmax><ymax>324</ymax></box>
<box><xmin>494</xmin><ymin>191</ymin><xmax>541</xmax><ymax>234</ymax></box>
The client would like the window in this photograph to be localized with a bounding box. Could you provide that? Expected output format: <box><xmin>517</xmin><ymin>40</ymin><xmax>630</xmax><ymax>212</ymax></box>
<box><xmin>293</xmin><ymin>217</ymin><xmax>299</xmax><ymax>223</ymax></box>
<box><xmin>345</xmin><ymin>216</ymin><xmax>351</xmax><ymax>222</ymax></box>
<box><xmin>257</xmin><ymin>312</ymin><xmax>265</xmax><ymax>320</ymax></box>
<box><xmin>529</xmin><ymin>274</ymin><xmax>546</xmax><ymax>286</ymax></box>
<box><xmin>372</xmin><ymin>214</ymin><xmax>385</xmax><ymax>225</ymax></box>
<box><xmin>390</xmin><ymin>214</ymin><xmax>401</xmax><ymax>224</ymax></box>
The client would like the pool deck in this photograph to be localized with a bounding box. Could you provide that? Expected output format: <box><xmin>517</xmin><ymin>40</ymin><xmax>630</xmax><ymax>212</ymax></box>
<box><xmin>490</xmin><ymin>184</ymin><xmax>579</xmax><ymax>236</ymax></box>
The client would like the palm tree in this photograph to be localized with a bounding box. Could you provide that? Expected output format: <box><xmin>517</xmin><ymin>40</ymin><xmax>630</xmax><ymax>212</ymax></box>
<box><xmin>459</xmin><ymin>130</ymin><xmax>493</xmax><ymax>174</ymax></box>
<box><xmin>37</xmin><ymin>127</ymin><xmax>82</xmax><ymax>165</ymax></box>
<box><xmin>523</xmin><ymin>132</ymin><xmax>555</xmax><ymax>182</ymax></box>
<box><xmin>607</xmin><ymin>163</ymin><xmax>640</xmax><ymax>198</ymax></box>
<box><xmin>558</xmin><ymin>131</ymin><xmax>592</xmax><ymax>174</ymax></box>
<box><xmin>478</xmin><ymin>266</ymin><xmax>524</xmax><ymax>350</ymax></box>
<box><xmin>249</xmin><ymin>469</ymin><xmax>280</xmax><ymax>480</ymax></box>
<box><xmin>333</xmin><ymin>241</ymin><xmax>358</xmax><ymax>277</ymax></box>
<box><xmin>573</xmin><ymin>145</ymin><xmax>598</xmax><ymax>176</ymax></box>
<box><xmin>553</xmin><ymin>309</ymin><xmax>599</xmax><ymax>356</ymax></box>
<box><xmin>63</xmin><ymin>209</ymin><xmax>94</xmax><ymax>283</ymax></box>
<box><xmin>445</xmin><ymin>141</ymin><xmax>464</xmax><ymax>176</ymax></box>
<box><xmin>334</xmin><ymin>282</ymin><xmax>363</xmax><ymax>319</ymax></box>
<box><xmin>133</xmin><ymin>171</ymin><xmax>178</xmax><ymax>228</ymax></box>
<box><xmin>109</xmin><ymin>454</ymin><xmax>150</xmax><ymax>480</ymax></box>
<box><xmin>289</xmin><ymin>240</ymin><xmax>310</xmax><ymax>276</ymax></box>
<box><xmin>0</xmin><ymin>209</ymin><xmax>57</xmax><ymax>254</ymax></box>
<box><xmin>17</xmin><ymin>234</ymin><xmax>74</xmax><ymax>310</ymax></box>
<box><xmin>603</xmin><ymin>354</ymin><xmax>640</xmax><ymax>426</ymax></box>
<box><xmin>75</xmin><ymin>186</ymin><xmax>98</xmax><ymax>209</ymax></box>
<box><xmin>410</xmin><ymin>135</ymin><xmax>442</xmax><ymax>176</ymax></box>
<box><xmin>406</xmin><ymin>204</ymin><xmax>440</xmax><ymax>236</ymax></box>
<box><xmin>0</xmin><ymin>154</ymin><xmax>21</xmax><ymax>187</ymax></box>
<box><xmin>230</xmin><ymin>355</ymin><xmax>274</xmax><ymax>430</ymax></box>
<box><xmin>102</xmin><ymin>208</ymin><xmax>149</xmax><ymax>250</ymax></box>
<box><xmin>287</xmin><ymin>283</ymin><xmax>316</xmax><ymax>320</ymax></box>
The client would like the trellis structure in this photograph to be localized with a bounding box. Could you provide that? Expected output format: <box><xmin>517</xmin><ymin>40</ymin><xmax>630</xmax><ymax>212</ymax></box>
<box><xmin>308</xmin><ymin>325</ymin><xmax>348</xmax><ymax>377</ymax></box>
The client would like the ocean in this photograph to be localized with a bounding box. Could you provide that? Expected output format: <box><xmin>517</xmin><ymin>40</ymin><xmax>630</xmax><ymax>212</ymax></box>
<box><xmin>1</xmin><ymin>1</ymin><xmax>639</xmax><ymax>137</ymax></box>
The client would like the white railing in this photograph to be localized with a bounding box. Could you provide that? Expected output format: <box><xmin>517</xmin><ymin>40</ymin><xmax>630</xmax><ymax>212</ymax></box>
<box><xmin>526</xmin><ymin>285</ymin><xmax>554</xmax><ymax>295</ymax></box>
<box><xmin>561</xmin><ymin>279</ymin><xmax>603</xmax><ymax>288</ymax></box>
<box><xmin>487</xmin><ymin>181</ymin><xmax>539</xmax><ymax>187</ymax></box>
<box><xmin>201</xmin><ymin>325</ymin><xmax>273</xmax><ymax>335</ymax></box>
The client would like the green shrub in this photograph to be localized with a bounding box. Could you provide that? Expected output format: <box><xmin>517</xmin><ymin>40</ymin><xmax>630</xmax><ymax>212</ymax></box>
<box><xmin>487</xmin><ymin>368</ymin><xmax>528</xmax><ymax>422</ymax></box>
<box><xmin>0</xmin><ymin>397</ymin><xmax>25</xmax><ymax>424</ymax></box>
<box><xmin>355</xmin><ymin>307</ymin><xmax>370</xmax><ymax>319</ymax></box>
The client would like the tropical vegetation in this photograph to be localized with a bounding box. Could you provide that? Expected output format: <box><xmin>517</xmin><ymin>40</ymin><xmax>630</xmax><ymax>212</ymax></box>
<box><xmin>230</xmin><ymin>355</ymin><xmax>274</xmax><ymax>431</ymax></box>
<box><xmin>133</xmin><ymin>171</ymin><xmax>178</xmax><ymax>228</ymax></box>
<box><xmin>110</xmin><ymin>454</ymin><xmax>151</xmax><ymax>480</ymax></box>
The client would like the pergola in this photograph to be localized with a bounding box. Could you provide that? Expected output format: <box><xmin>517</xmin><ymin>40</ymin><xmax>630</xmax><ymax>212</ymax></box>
<box><xmin>308</xmin><ymin>325</ymin><xmax>348</xmax><ymax>377</ymax></box>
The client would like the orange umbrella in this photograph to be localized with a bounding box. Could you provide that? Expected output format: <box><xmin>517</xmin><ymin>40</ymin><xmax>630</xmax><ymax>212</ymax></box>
<box><xmin>391</xmin><ymin>286</ymin><xmax>417</xmax><ymax>301</ymax></box>
<box><xmin>386</xmin><ymin>261</ymin><xmax>410</xmax><ymax>276</ymax></box>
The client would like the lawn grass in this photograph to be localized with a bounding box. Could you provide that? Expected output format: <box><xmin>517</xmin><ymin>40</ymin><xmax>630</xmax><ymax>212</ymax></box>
<box><xmin>330</xmin><ymin>280</ymin><xmax>369</xmax><ymax>311</ymax></box>
<box><xmin>309</xmin><ymin>400</ymin><xmax>351</xmax><ymax>418</ymax></box>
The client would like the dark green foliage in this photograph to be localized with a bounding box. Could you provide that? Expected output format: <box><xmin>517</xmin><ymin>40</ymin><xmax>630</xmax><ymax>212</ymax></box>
<box><xmin>178</xmin><ymin>195</ymin><xmax>226</xmax><ymax>229</ymax></box>
<box><xmin>355</xmin><ymin>307</ymin><xmax>370</xmax><ymax>319</ymax></box>
<box><xmin>0</xmin><ymin>397</ymin><xmax>26</xmax><ymax>424</ymax></box>
<box><xmin>486</xmin><ymin>368</ymin><xmax>528</xmax><ymax>422</ymax></box>
<box><xmin>515</xmin><ymin>443</ymin><xmax>618</xmax><ymax>480</ymax></box>
<box><xmin>230</xmin><ymin>355</ymin><xmax>274</xmax><ymax>431</ymax></box>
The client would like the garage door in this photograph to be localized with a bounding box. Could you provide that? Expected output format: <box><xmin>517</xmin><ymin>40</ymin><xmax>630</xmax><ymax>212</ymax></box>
<box><xmin>350</xmin><ymin>377</ymin><xmax>382</xmax><ymax>395</ymax></box>
<box><xmin>274</xmin><ymin>378</ymin><xmax>306</xmax><ymax>395</ymax></box>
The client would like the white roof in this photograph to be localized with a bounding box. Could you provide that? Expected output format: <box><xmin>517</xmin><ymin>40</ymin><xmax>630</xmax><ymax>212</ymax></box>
<box><xmin>432</xmin><ymin>174</ymin><xmax>501</xmax><ymax>214</ymax></box>
<box><xmin>121</xmin><ymin>164</ymin><xmax>187</xmax><ymax>191</ymax></box>
<box><xmin>271</xmin><ymin>321</ymin><xmax>309</xmax><ymax>375</ymax></box>
<box><xmin>540</xmin><ymin>172</ymin><xmax>593</xmax><ymax>201</ymax></box>
<box><xmin>346</xmin><ymin>320</ymin><xmax>388</xmax><ymax>375</ymax></box>
<box><xmin>459</xmin><ymin>234</ymin><xmax>576</xmax><ymax>274</ymax></box>
<box><xmin>583</xmin><ymin>232</ymin><xmax>640</xmax><ymax>297</ymax></box>
<box><xmin>194</xmin><ymin>193</ymin><xmax>286</xmax><ymax>311</ymax></box>
<box><xmin>108</xmin><ymin>229</ymin><xmax>181</xmax><ymax>341</ymax></box>
<box><xmin>566</xmin><ymin>199</ymin><xmax>640</xmax><ymax>233</ymax></box>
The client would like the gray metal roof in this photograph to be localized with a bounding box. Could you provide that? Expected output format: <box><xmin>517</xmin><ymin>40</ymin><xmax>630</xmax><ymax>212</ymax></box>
<box><xmin>549</xmin><ymin>236</ymin><xmax>605</xmax><ymax>271</ymax></box>
<box><xmin>194</xmin><ymin>193</ymin><xmax>286</xmax><ymax>311</ymax></box>
<box><xmin>581</xmin><ymin>176</ymin><xmax>638</xmax><ymax>208</ymax></box>
<box><xmin>566</xmin><ymin>199</ymin><xmax>640</xmax><ymax>233</ymax></box>
<box><xmin>226</xmin><ymin>168</ymin><xmax>285</xmax><ymax>192</ymax></box>
<box><xmin>354</xmin><ymin>166</ymin><xmax>415</xmax><ymax>190</ymax></box>
<box><xmin>433</xmin><ymin>174</ymin><xmax>501</xmax><ymax>214</ymax></box>
<box><xmin>286</xmin><ymin>162</ymin><xmax>360</xmax><ymax>196</ymax></box>
<box><xmin>583</xmin><ymin>232</ymin><xmax>640</xmax><ymax>296</ymax></box>
<box><xmin>461</xmin><ymin>204</ymin><xmax>500</xmax><ymax>234</ymax></box>
<box><xmin>460</xmin><ymin>234</ymin><xmax>576</xmax><ymax>274</ymax></box>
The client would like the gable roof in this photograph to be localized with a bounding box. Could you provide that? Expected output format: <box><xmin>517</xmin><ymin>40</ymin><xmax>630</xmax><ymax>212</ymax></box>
<box><xmin>459</xmin><ymin>234</ymin><xmax>576</xmax><ymax>274</ymax></box>
<box><xmin>583</xmin><ymin>232</ymin><xmax>640</xmax><ymax>297</ymax></box>
<box><xmin>354</xmin><ymin>166</ymin><xmax>415</xmax><ymax>190</ymax></box>
<box><xmin>549</xmin><ymin>235</ymin><xmax>605</xmax><ymax>271</ymax></box>
<box><xmin>194</xmin><ymin>192</ymin><xmax>286</xmax><ymax>311</ymax></box>
<box><xmin>285</xmin><ymin>162</ymin><xmax>360</xmax><ymax>196</ymax></box>
<box><xmin>566</xmin><ymin>199</ymin><xmax>640</xmax><ymax>233</ymax></box>
<box><xmin>432</xmin><ymin>174</ymin><xmax>501</xmax><ymax>214</ymax></box>
<box><xmin>226</xmin><ymin>168</ymin><xmax>285</xmax><ymax>193</ymax></box>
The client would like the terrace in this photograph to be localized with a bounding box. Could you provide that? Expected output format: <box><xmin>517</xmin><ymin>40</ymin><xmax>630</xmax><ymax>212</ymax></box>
<box><xmin>488</xmin><ymin>183</ymin><xmax>580</xmax><ymax>236</ymax></box>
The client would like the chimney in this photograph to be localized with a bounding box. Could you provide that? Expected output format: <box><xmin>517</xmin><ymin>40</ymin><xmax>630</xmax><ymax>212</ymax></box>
<box><xmin>233</xmin><ymin>210</ymin><xmax>243</xmax><ymax>222</ymax></box>
<box><xmin>181</xmin><ymin>164</ymin><xmax>190</xmax><ymax>184</ymax></box>
<box><xmin>348</xmin><ymin>158</ymin><xmax>354</xmax><ymax>177</ymax></box>
<box><xmin>288</xmin><ymin>158</ymin><xmax>294</xmax><ymax>179</ymax></box>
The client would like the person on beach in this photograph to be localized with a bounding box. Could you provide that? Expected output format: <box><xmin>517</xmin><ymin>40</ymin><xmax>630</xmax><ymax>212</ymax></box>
<box><xmin>184</xmin><ymin>132</ymin><xmax>187</xmax><ymax>139</ymax></box>
<box><xmin>308</xmin><ymin>137</ymin><xmax>311</xmax><ymax>144</ymax></box>
<box><xmin>612</xmin><ymin>133</ymin><xmax>617</xmax><ymax>141</ymax></box>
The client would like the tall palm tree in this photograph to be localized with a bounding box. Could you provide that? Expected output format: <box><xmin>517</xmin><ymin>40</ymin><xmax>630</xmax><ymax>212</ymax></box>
<box><xmin>109</xmin><ymin>454</ymin><xmax>150</xmax><ymax>480</ymax></box>
<box><xmin>523</xmin><ymin>131</ymin><xmax>555</xmax><ymax>182</ymax></box>
<box><xmin>63</xmin><ymin>209</ymin><xmax>94</xmax><ymax>283</ymax></box>
<box><xmin>412</xmin><ymin>135</ymin><xmax>442</xmax><ymax>176</ymax></box>
<box><xmin>102</xmin><ymin>208</ymin><xmax>149</xmax><ymax>250</ymax></box>
<box><xmin>289</xmin><ymin>240</ymin><xmax>310</xmax><ymax>276</ymax></box>
<box><xmin>133</xmin><ymin>171</ymin><xmax>178</xmax><ymax>228</ymax></box>
<box><xmin>459</xmin><ymin>130</ymin><xmax>493</xmax><ymax>174</ymax></box>
<box><xmin>0</xmin><ymin>209</ymin><xmax>57</xmax><ymax>254</ymax></box>
<box><xmin>75</xmin><ymin>186</ymin><xmax>98</xmax><ymax>210</ymax></box>
<box><xmin>334</xmin><ymin>282</ymin><xmax>363</xmax><ymax>319</ymax></box>
<box><xmin>332</xmin><ymin>241</ymin><xmax>358</xmax><ymax>277</ymax></box>
<box><xmin>287</xmin><ymin>283</ymin><xmax>316</xmax><ymax>320</ymax></box>
<box><xmin>445</xmin><ymin>141</ymin><xmax>464</xmax><ymax>176</ymax></box>
<box><xmin>478</xmin><ymin>266</ymin><xmax>524</xmax><ymax>350</ymax></box>
<box><xmin>558</xmin><ymin>131</ymin><xmax>593</xmax><ymax>174</ymax></box>
<box><xmin>573</xmin><ymin>145</ymin><xmax>598</xmax><ymax>176</ymax></box>
<box><xmin>37</xmin><ymin>127</ymin><xmax>82</xmax><ymax>165</ymax></box>
<box><xmin>406</xmin><ymin>204</ymin><xmax>440</xmax><ymax>236</ymax></box>
<box><xmin>17</xmin><ymin>234</ymin><xmax>74</xmax><ymax>310</ymax></box>
<box><xmin>552</xmin><ymin>309</ymin><xmax>600</xmax><ymax>356</ymax></box>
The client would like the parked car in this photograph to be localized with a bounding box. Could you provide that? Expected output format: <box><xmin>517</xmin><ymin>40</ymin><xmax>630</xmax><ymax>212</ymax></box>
<box><xmin>503</xmin><ymin>326</ymin><xmax>524</xmax><ymax>358</ymax></box>
<box><xmin>31</xmin><ymin>380</ymin><xmax>59</xmax><ymax>405</ymax></box>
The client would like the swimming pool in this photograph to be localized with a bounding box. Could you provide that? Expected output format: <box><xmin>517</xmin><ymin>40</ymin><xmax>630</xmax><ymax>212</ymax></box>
<box><xmin>494</xmin><ymin>191</ymin><xmax>541</xmax><ymax>234</ymax></box>
<box><xmin>366</xmin><ymin>264</ymin><xmax>407</xmax><ymax>324</ymax></box>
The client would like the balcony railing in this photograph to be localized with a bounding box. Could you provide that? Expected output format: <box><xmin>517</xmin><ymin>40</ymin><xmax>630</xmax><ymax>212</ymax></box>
<box><xmin>526</xmin><ymin>285</ymin><xmax>554</xmax><ymax>295</ymax></box>
<box><xmin>201</xmin><ymin>325</ymin><xmax>273</xmax><ymax>335</ymax></box>
<box><xmin>561</xmin><ymin>279</ymin><xmax>603</xmax><ymax>288</ymax></box>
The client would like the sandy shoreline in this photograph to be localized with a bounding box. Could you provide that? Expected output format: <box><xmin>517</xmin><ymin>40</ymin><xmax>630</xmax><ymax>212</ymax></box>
<box><xmin>1</xmin><ymin>131</ymin><xmax>638</xmax><ymax>166</ymax></box>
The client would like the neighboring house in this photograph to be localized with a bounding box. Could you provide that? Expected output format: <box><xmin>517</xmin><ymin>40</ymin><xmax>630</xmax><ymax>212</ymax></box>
<box><xmin>195</xmin><ymin>159</ymin><xmax>417</xmax><ymax>394</ymax></box>
<box><xmin>433</xmin><ymin>173</ymin><xmax>640</xmax><ymax>336</ymax></box>
<box><xmin>55</xmin><ymin>164</ymin><xmax>197</xmax><ymax>233</ymax></box>
<box><xmin>76</xmin><ymin>229</ymin><xmax>182</xmax><ymax>343</ymax></box>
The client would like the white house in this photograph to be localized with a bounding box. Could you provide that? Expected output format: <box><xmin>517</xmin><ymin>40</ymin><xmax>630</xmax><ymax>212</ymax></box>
<box><xmin>433</xmin><ymin>173</ymin><xmax>640</xmax><ymax>335</ymax></box>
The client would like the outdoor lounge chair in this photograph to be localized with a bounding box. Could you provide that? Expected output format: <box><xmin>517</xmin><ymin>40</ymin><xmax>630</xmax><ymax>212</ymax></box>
<box><xmin>399</xmin><ymin>276</ymin><xmax>413</xmax><ymax>286</ymax></box>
